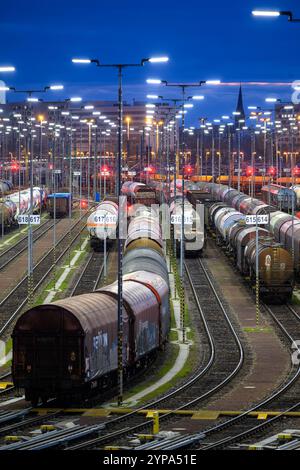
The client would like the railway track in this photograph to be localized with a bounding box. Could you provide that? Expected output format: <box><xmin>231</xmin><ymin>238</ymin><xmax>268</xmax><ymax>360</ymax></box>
<box><xmin>53</xmin><ymin>256</ymin><xmax>245</xmax><ymax>450</ymax></box>
<box><xmin>178</xmin><ymin>303</ymin><xmax>300</xmax><ymax>450</ymax></box>
<box><xmin>0</xmin><ymin>213</ymin><xmax>89</xmax><ymax>340</ymax></box>
<box><xmin>70</xmin><ymin>251</ymin><xmax>106</xmax><ymax>296</ymax></box>
<box><xmin>0</xmin><ymin>219</ymin><xmax>58</xmax><ymax>271</ymax></box>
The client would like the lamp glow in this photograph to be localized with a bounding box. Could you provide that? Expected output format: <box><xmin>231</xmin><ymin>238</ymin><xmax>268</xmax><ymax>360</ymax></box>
<box><xmin>148</xmin><ymin>57</ymin><xmax>169</xmax><ymax>63</ymax></box>
<box><xmin>147</xmin><ymin>94</ymin><xmax>159</xmax><ymax>99</ymax></box>
<box><xmin>0</xmin><ymin>66</ymin><xmax>15</xmax><ymax>72</ymax></box>
<box><xmin>27</xmin><ymin>97</ymin><xmax>39</xmax><ymax>102</ymax></box>
<box><xmin>206</xmin><ymin>80</ymin><xmax>221</xmax><ymax>85</ymax></box>
<box><xmin>252</xmin><ymin>10</ymin><xmax>280</xmax><ymax>17</ymax></box>
<box><xmin>146</xmin><ymin>79</ymin><xmax>162</xmax><ymax>84</ymax></box>
<box><xmin>72</xmin><ymin>58</ymin><xmax>91</xmax><ymax>64</ymax></box>
<box><xmin>70</xmin><ymin>97</ymin><xmax>82</xmax><ymax>102</ymax></box>
<box><xmin>50</xmin><ymin>85</ymin><xmax>64</xmax><ymax>90</ymax></box>
<box><xmin>265</xmin><ymin>97</ymin><xmax>278</xmax><ymax>102</ymax></box>
<box><xmin>192</xmin><ymin>95</ymin><xmax>204</xmax><ymax>100</ymax></box>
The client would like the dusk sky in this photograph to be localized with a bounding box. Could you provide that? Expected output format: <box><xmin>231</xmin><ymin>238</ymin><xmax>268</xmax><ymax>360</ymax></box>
<box><xmin>1</xmin><ymin>0</ymin><xmax>299</xmax><ymax>123</ymax></box>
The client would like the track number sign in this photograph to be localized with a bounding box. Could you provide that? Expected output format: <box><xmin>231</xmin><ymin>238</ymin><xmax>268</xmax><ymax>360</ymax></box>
<box><xmin>171</xmin><ymin>214</ymin><xmax>193</xmax><ymax>225</ymax></box>
<box><xmin>93</xmin><ymin>214</ymin><xmax>117</xmax><ymax>225</ymax></box>
<box><xmin>18</xmin><ymin>215</ymin><xmax>41</xmax><ymax>225</ymax></box>
<box><xmin>245</xmin><ymin>214</ymin><xmax>269</xmax><ymax>225</ymax></box>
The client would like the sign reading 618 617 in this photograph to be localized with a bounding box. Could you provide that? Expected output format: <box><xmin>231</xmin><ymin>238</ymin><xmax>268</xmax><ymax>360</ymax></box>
<box><xmin>18</xmin><ymin>215</ymin><xmax>41</xmax><ymax>225</ymax></box>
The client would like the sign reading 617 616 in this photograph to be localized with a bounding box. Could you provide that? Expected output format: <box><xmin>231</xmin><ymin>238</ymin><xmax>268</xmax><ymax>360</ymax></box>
<box><xmin>18</xmin><ymin>215</ymin><xmax>41</xmax><ymax>225</ymax></box>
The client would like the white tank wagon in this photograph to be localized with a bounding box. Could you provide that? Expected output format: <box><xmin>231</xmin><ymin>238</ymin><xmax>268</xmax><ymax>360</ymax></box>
<box><xmin>7</xmin><ymin>187</ymin><xmax>46</xmax><ymax>217</ymax></box>
<box><xmin>170</xmin><ymin>197</ymin><xmax>204</xmax><ymax>256</ymax></box>
<box><xmin>87</xmin><ymin>200</ymin><xmax>118</xmax><ymax>251</ymax></box>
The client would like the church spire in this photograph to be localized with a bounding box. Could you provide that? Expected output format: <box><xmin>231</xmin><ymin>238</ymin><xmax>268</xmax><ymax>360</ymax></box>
<box><xmin>235</xmin><ymin>84</ymin><xmax>245</xmax><ymax>127</ymax></box>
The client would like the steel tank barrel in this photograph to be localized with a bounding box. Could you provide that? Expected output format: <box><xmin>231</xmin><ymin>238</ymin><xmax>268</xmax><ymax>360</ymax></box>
<box><xmin>124</xmin><ymin>238</ymin><xmax>164</xmax><ymax>255</ymax></box>
<box><xmin>123</xmin><ymin>247</ymin><xmax>169</xmax><ymax>285</ymax></box>
<box><xmin>216</xmin><ymin>211</ymin><xmax>245</xmax><ymax>241</ymax></box>
<box><xmin>214</xmin><ymin>207</ymin><xmax>235</xmax><ymax>231</ymax></box>
<box><xmin>244</xmin><ymin>238</ymin><xmax>294</xmax><ymax>287</ymax></box>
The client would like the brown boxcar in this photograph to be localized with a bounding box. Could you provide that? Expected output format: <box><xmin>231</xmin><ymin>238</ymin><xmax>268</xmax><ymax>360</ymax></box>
<box><xmin>12</xmin><ymin>293</ymin><xmax>129</xmax><ymax>404</ymax></box>
<box><xmin>12</xmin><ymin>271</ymin><xmax>169</xmax><ymax>404</ymax></box>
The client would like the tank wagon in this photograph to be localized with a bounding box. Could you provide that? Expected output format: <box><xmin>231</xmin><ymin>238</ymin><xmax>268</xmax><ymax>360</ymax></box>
<box><xmin>192</xmin><ymin>182</ymin><xmax>300</xmax><ymax>275</ymax></box>
<box><xmin>0</xmin><ymin>187</ymin><xmax>47</xmax><ymax>230</ymax></box>
<box><xmin>0</xmin><ymin>200</ymin><xmax>17</xmax><ymax>229</ymax></box>
<box><xmin>87</xmin><ymin>200</ymin><xmax>118</xmax><ymax>251</ymax></box>
<box><xmin>261</xmin><ymin>184</ymin><xmax>297</xmax><ymax>211</ymax></box>
<box><xmin>12</xmin><ymin>206</ymin><xmax>170</xmax><ymax>405</ymax></box>
<box><xmin>7</xmin><ymin>187</ymin><xmax>47</xmax><ymax>216</ymax></box>
<box><xmin>0</xmin><ymin>180</ymin><xmax>13</xmax><ymax>194</ymax></box>
<box><xmin>170</xmin><ymin>196</ymin><xmax>204</xmax><ymax>256</ymax></box>
<box><xmin>209</xmin><ymin>202</ymin><xmax>294</xmax><ymax>303</ymax></box>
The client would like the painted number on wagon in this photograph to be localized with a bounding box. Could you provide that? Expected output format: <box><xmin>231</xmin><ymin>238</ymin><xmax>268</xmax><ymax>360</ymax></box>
<box><xmin>245</xmin><ymin>214</ymin><xmax>269</xmax><ymax>225</ymax></box>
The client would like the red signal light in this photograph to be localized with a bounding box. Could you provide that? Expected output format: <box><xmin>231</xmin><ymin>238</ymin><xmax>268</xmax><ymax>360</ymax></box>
<box><xmin>100</xmin><ymin>165</ymin><xmax>110</xmax><ymax>176</ymax></box>
<box><xmin>246</xmin><ymin>166</ymin><xmax>254</xmax><ymax>176</ymax></box>
<box><xmin>144</xmin><ymin>166</ymin><xmax>154</xmax><ymax>173</ymax></box>
<box><xmin>293</xmin><ymin>166</ymin><xmax>300</xmax><ymax>176</ymax></box>
<box><xmin>268</xmin><ymin>166</ymin><xmax>276</xmax><ymax>176</ymax></box>
<box><xmin>11</xmin><ymin>162</ymin><xmax>18</xmax><ymax>172</ymax></box>
<box><xmin>81</xmin><ymin>199</ymin><xmax>88</xmax><ymax>208</ymax></box>
<box><xmin>49</xmin><ymin>163</ymin><xmax>53</xmax><ymax>170</ymax></box>
<box><xmin>185</xmin><ymin>165</ymin><xmax>193</xmax><ymax>175</ymax></box>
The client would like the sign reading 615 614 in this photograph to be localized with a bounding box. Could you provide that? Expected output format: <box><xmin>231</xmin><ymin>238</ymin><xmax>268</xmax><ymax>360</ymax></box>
<box><xmin>18</xmin><ymin>215</ymin><xmax>41</xmax><ymax>225</ymax></box>
<box><xmin>245</xmin><ymin>214</ymin><xmax>269</xmax><ymax>225</ymax></box>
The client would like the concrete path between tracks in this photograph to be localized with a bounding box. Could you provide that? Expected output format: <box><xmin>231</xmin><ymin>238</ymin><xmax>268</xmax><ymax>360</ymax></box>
<box><xmin>202</xmin><ymin>240</ymin><xmax>290</xmax><ymax>411</ymax></box>
<box><xmin>43</xmin><ymin>237</ymin><xmax>89</xmax><ymax>304</ymax></box>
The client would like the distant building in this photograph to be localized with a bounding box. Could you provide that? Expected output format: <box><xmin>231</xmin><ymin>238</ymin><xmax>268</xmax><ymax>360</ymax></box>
<box><xmin>274</xmin><ymin>102</ymin><xmax>300</xmax><ymax>152</ymax></box>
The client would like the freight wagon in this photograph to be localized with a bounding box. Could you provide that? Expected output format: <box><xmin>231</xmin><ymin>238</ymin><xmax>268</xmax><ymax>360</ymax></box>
<box><xmin>12</xmin><ymin>204</ymin><xmax>170</xmax><ymax>405</ymax></box>
<box><xmin>209</xmin><ymin>202</ymin><xmax>294</xmax><ymax>303</ymax></box>
<box><xmin>261</xmin><ymin>184</ymin><xmax>297</xmax><ymax>211</ymax></box>
<box><xmin>121</xmin><ymin>182</ymin><xmax>157</xmax><ymax>206</ymax></box>
<box><xmin>47</xmin><ymin>193</ymin><xmax>72</xmax><ymax>218</ymax></box>
<box><xmin>87</xmin><ymin>200</ymin><xmax>118</xmax><ymax>251</ymax></box>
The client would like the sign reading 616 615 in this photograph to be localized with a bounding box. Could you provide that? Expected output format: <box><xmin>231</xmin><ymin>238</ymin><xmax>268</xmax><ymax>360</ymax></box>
<box><xmin>245</xmin><ymin>214</ymin><xmax>269</xmax><ymax>225</ymax></box>
<box><xmin>18</xmin><ymin>215</ymin><xmax>41</xmax><ymax>225</ymax></box>
<box><xmin>171</xmin><ymin>214</ymin><xmax>193</xmax><ymax>225</ymax></box>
